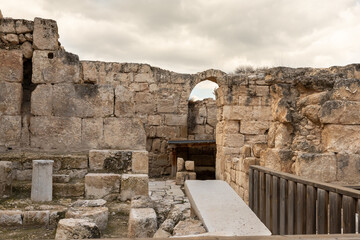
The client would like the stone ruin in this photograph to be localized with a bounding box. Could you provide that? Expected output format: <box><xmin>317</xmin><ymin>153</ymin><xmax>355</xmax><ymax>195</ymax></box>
<box><xmin>1</xmin><ymin>13</ymin><xmax>360</xmax><ymax>238</ymax></box>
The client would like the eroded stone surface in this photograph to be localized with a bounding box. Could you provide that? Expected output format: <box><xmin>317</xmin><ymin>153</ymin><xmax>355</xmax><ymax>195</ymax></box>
<box><xmin>65</xmin><ymin>207</ymin><xmax>109</xmax><ymax>230</ymax></box>
<box><xmin>173</xmin><ymin>219</ymin><xmax>206</xmax><ymax>236</ymax></box>
<box><xmin>55</xmin><ymin>218</ymin><xmax>101</xmax><ymax>240</ymax></box>
<box><xmin>0</xmin><ymin>210</ymin><xmax>22</xmax><ymax>226</ymax></box>
<box><xmin>0</xmin><ymin>49</ymin><xmax>23</xmax><ymax>83</ymax></box>
<box><xmin>33</xmin><ymin>18</ymin><xmax>59</xmax><ymax>50</ymax></box>
<box><xmin>120</xmin><ymin>174</ymin><xmax>148</xmax><ymax>201</ymax></box>
<box><xmin>0</xmin><ymin>161</ymin><xmax>12</xmax><ymax>198</ymax></box>
<box><xmin>89</xmin><ymin>150</ymin><xmax>132</xmax><ymax>173</ymax></box>
<box><xmin>85</xmin><ymin>173</ymin><xmax>121</xmax><ymax>199</ymax></box>
<box><xmin>128</xmin><ymin>208</ymin><xmax>157</xmax><ymax>238</ymax></box>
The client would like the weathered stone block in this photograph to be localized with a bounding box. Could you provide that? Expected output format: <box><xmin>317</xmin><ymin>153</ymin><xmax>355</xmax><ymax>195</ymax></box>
<box><xmin>0</xmin><ymin>49</ymin><xmax>23</xmax><ymax>83</ymax></box>
<box><xmin>33</xmin><ymin>18</ymin><xmax>59</xmax><ymax>50</ymax></box>
<box><xmin>53</xmin><ymin>174</ymin><xmax>70</xmax><ymax>183</ymax></box>
<box><xmin>223</xmin><ymin>105</ymin><xmax>272</xmax><ymax>121</ymax></box>
<box><xmin>128</xmin><ymin>208</ymin><xmax>157</xmax><ymax>238</ymax></box>
<box><xmin>173</xmin><ymin>219</ymin><xmax>206</xmax><ymax>236</ymax></box>
<box><xmin>252</xmin><ymin>143</ymin><xmax>267</xmax><ymax>158</ymax></box>
<box><xmin>337</xmin><ymin>154</ymin><xmax>360</xmax><ymax>183</ymax></box>
<box><xmin>295</xmin><ymin>153</ymin><xmax>337</xmax><ymax>182</ymax></box>
<box><xmin>0</xmin><ymin>19</ymin><xmax>15</xmax><ymax>33</ymax></box>
<box><xmin>65</xmin><ymin>207</ymin><xmax>109</xmax><ymax>230</ymax></box>
<box><xmin>89</xmin><ymin>150</ymin><xmax>132</xmax><ymax>173</ymax></box>
<box><xmin>0</xmin><ymin>210</ymin><xmax>22</xmax><ymax>226</ymax></box>
<box><xmin>71</xmin><ymin>199</ymin><xmax>107</xmax><ymax>208</ymax></box>
<box><xmin>331</xmin><ymin>79</ymin><xmax>360</xmax><ymax>101</ymax></box>
<box><xmin>132</xmin><ymin>151</ymin><xmax>149</xmax><ymax>174</ymax></box>
<box><xmin>322</xmin><ymin>124</ymin><xmax>360</xmax><ymax>154</ymax></box>
<box><xmin>0</xmin><ymin>161</ymin><xmax>12</xmax><ymax>198</ymax></box>
<box><xmin>148</xmin><ymin>115</ymin><xmax>162</xmax><ymax>125</ymax></box>
<box><xmin>240</xmin><ymin>120</ymin><xmax>270</xmax><ymax>135</ymax></box>
<box><xmin>223</xmin><ymin>120</ymin><xmax>239</xmax><ymax>133</ymax></box>
<box><xmin>157</xmin><ymin>99</ymin><xmax>177</xmax><ymax>113</ymax></box>
<box><xmin>15</xmin><ymin>20</ymin><xmax>34</xmax><ymax>34</ymax></box>
<box><xmin>165</xmin><ymin>114</ymin><xmax>187</xmax><ymax>126</ymax></box>
<box><xmin>176</xmin><ymin>172</ymin><xmax>196</xmax><ymax>185</ymax></box>
<box><xmin>223</xmin><ymin>133</ymin><xmax>245</xmax><ymax>148</ymax></box>
<box><xmin>120</xmin><ymin>174</ymin><xmax>149</xmax><ymax>201</ymax></box>
<box><xmin>29</xmin><ymin>116</ymin><xmax>82</xmax><ymax>150</ymax></box>
<box><xmin>185</xmin><ymin>161</ymin><xmax>195</xmax><ymax>171</ymax></box>
<box><xmin>0</xmin><ymin>115</ymin><xmax>21</xmax><ymax>147</ymax></box>
<box><xmin>82</xmin><ymin>118</ymin><xmax>103</xmax><ymax>148</ymax></box>
<box><xmin>0</xmin><ymin>82</ymin><xmax>22</xmax><ymax>115</ymax></box>
<box><xmin>51</xmin><ymin>84</ymin><xmax>114</xmax><ymax>117</ymax></box>
<box><xmin>85</xmin><ymin>173</ymin><xmax>121</xmax><ymax>199</ymax></box>
<box><xmin>261</xmin><ymin>148</ymin><xmax>293</xmax><ymax>173</ymax></box>
<box><xmin>103</xmin><ymin>117</ymin><xmax>146</xmax><ymax>150</ymax></box>
<box><xmin>57</xmin><ymin>155</ymin><xmax>88</xmax><ymax>170</ymax></box>
<box><xmin>30</xmin><ymin>84</ymin><xmax>53</xmax><ymax>116</ymax></box>
<box><xmin>15</xmin><ymin>169</ymin><xmax>32</xmax><ymax>181</ymax></box>
<box><xmin>134</xmin><ymin>73</ymin><xmax>154</xmax><ymax>83</ymax></box>
<box><xmin>53</xmin><ymin>183</ymin><xmax>85</xmax><ymax>198</ymax></box>
<box><xmin>55</xmin><ymin>218</ymin><xmax>101</xmax><ymax>240</ymax></box>
<box><xmin>302</xmin><ymin>104</ymin><xmax>321</xmax><ymax>123</ymax></box>
<box><xmin>23</xmin><ymin>210</ymin><xmax>50</xmax><ymax>226</ymax></box>
<box><xmin>177</xmin><ymin>157</ymin><xmax>185</xmax><ymax>172</ymax></box>
<box><xmin>319</xmin><ymin>100</ymin><xmax>360</xmax><ymax>124</ymax></box>
<box><xmin>32</xmin><ymin>50</ymin><xmax>80</xmax><ymax>84</ymax></box>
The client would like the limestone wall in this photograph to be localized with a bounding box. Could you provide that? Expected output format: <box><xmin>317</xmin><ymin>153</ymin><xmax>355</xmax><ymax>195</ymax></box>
<box><xmin>2</xmin><ymin>16</ymin><xmax>360</xmax><ymax>194</ymax></box>
<box><xmin>187</xmin><ymin>98</ymin><xmax>217</xmax><ymax>141</ymax></box>
<box><xmin>216</xmin><ymin>66</ymin><xmax>360</xmax><ymax>202</ymax></box>
<box><xmin>0</xmin><ymin>17</ymin><xmax>226</xmax><ymax>177</ymax></box>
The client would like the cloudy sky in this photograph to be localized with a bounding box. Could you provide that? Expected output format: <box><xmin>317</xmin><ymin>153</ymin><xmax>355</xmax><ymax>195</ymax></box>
<box><xmin>1</xmin><ymin>0</ymin><xmax>360</xmax><ymax>98</ymax></box>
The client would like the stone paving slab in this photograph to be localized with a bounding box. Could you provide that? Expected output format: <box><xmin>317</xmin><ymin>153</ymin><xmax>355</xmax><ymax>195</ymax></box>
<box><xmin>184</xmin><ymin>180</ymin><xmax>271</xmax><ymax>236</ymax></box>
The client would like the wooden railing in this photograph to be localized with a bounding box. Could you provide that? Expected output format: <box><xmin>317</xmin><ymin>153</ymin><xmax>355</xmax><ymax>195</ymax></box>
<box><xmin>249</xmin><ymin>165</ymin><xmax>360</xmax><ymax>235</ymax></box>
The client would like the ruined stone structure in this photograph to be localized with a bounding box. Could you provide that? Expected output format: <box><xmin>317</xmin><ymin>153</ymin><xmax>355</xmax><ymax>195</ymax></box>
<box><xmin>1</xmin><ymin>16</ymin><xmax>360</xmax><ymax>205</ymax></box>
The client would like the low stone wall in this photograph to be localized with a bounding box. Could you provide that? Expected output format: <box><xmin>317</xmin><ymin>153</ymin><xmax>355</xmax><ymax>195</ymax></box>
<box><xmin>0</xmin><ymin>149</ymin><xmax>148</xmax><ymax>198</ymax></box>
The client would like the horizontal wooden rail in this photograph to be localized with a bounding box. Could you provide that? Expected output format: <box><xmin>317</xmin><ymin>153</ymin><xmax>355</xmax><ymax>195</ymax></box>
<box><xmin>249</xmin><ymin>165</ymin><xmax>360</xmax><ymax>235</ymax></box>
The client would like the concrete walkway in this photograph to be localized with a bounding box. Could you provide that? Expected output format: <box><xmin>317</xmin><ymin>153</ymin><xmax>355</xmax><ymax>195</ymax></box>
<box><xmin>185</xmin><ymin>180</ymin><xmax>271</xmax><ymax>236</ymax></box>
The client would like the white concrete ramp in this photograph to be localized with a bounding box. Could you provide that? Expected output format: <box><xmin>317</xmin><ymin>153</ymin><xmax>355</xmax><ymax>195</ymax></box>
<box><xmin>184</xmin><ymin>180</ymin><xmax>271</xmax><ymax>236</ymax></box>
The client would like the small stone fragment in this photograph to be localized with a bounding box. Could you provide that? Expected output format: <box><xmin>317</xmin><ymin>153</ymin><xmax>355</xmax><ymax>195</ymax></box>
<box><xmin>131</xmin><ymin>195</ymin><xmax>154</xmax><ymax>208</ymax></box>
<box><xmin>160</xmin><ymin>218</ymin><xmax>175</xmax><ymax>233</ymax></box>
<box><xmin>176</xmin><ymin>172</ymin><xmax>196</xmax><ymax>185</ymax></box>
<box><xmin>24</xmin><ymin>33</ymin><xmax>32</xmax><ymax>41</ymax></box>
<box><xmin>153</xmin><ymin>228</ymin><xmax>171</xmax><ymax>238</ymax></box>
<box><xmin>177</xmin><ymin>157</ymin><xmax>184</xmax><ymax>171</ymax></box>
<box><xmin>185</xmin><ymin>161</ymin><xmax>195</xmax><ymax>171</ymax></box>
<box><xmin>71</xmin><ymin>199</ymin><xmax>107</xmax><ymax>208</ymax></box>
<box><xmin>173</xmin><ymin>219</ymin><xmax>206</xmax><ymax>236</ymax></box>
<box><xmin>5</xmin><ymin>33</ymin><xmax>19</xmax><ymax>45</ymax></box>
<box><xmin>20</xmin><ymin>41</ymin><xmax>33</xmax><ymax>59</ymax></box>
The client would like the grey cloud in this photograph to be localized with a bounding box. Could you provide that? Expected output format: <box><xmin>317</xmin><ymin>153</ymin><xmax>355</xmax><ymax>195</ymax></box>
<box><xmin>1</xmin><ymin>0</ymin><xmax>359</xmax><ymax>73</ymax></box>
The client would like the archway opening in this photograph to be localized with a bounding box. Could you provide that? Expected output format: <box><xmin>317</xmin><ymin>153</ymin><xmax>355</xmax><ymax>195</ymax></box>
<box><xmin>170</xmin><ymin>80</ymin><xmax>219</xmax><ymax>180</ymax></box>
